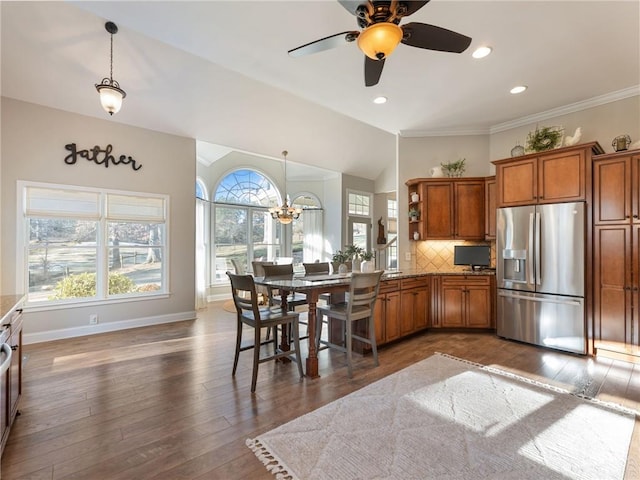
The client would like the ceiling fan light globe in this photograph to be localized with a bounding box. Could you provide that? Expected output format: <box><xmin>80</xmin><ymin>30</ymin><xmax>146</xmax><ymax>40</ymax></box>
<box><xmin>357</xmin><ymin>22</ymin><xmax>403</xmax><ymax>60</ymax></box>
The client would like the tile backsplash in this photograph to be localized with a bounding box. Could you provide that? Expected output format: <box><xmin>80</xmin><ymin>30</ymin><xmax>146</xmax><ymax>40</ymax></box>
<box><xmin>415</xmin><ymin>240</ymin><xmax>496</xmax><ymax>272</ymax></box>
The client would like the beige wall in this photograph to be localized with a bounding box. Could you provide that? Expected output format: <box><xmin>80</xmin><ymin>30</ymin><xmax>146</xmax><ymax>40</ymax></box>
<box><xmin>395</xmin><ymin>94</ymin><xmax>640</xmax><ymax>270</ymax></box>
<box><xmin>1</xmin><ymin>98</ymin><xmax>196</xmax><ymax>343</ymax></box>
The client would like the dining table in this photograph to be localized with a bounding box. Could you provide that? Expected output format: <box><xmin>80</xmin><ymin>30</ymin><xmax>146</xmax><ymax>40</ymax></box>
<box><xmin>253</xmin><ymin>273</ymin><xmax>354</xmax><ymax>379</ymax></box>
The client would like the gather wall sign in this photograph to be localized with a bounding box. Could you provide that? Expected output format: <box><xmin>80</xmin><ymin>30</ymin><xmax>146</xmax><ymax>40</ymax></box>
<box><xmin>64</xmin><ymin>143</ymin><xmax>142</xmax><ymax>171</ymax></box>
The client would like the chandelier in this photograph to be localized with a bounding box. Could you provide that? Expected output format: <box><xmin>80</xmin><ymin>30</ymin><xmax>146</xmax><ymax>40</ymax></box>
<box><xmin>269</xmin><ymin>150</ymin><xmax>302</xmax><ymax>225</ymax></box>
<box><xmin>95</xmin><ymin>21</ymin><xmax>126</xmax><ymax>116</ymax></box>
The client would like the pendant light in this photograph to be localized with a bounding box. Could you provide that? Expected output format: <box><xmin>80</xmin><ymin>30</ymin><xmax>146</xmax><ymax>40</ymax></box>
<box><xmin>269</xmin><ymin>150</ymin><xmax>302</xmax><ymax>225</ymax></box>
<box><xmin>95</xmin><ymin>21</ymin><xmax>126</xmax><ymax>116</ymax></box>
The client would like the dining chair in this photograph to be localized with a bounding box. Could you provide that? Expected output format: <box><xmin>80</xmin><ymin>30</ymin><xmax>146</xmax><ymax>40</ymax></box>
<box><xmin>227</xmin><ymin>272</ymin><xmax>304</xmax><ymax>393</ymax></box>
<box><xmin>315</xmin><ymin>270</ymin><xmax>384</xmax><ymax>378</ymax></box>
<box><xmin>262</xmin><ymin>263</ymin><xmax>308</xmax><ymax>311</ymax></box>
<box><xmin>303</xmin><ymin>262</ymin><xmax>331</xmax><ymax>275</ymax></box>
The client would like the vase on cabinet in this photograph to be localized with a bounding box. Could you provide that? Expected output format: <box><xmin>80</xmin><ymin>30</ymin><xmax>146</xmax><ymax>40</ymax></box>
<box><xmin>411</xmin><ymin>192</ymin><xmax>419</xmax><ymax>203</ymax></box>
<box><xmin>413</xmin><ymin>231</ymin><xmax>420</xmax><ymax>241</ymax></box>
<box><xmin>361</xmin><ymin>260</ymin><xmax>375</xmax><ymax>272</ymax></box>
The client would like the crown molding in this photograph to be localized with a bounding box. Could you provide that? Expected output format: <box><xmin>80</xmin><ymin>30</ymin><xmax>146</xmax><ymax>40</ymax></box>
<box><xmin>399</xmin><ymin>85</ymin><xmax>640</xmax><ymax>138</ymax></box>
<box><xmin>399</xmin><ymin>127</ymin><xmax>490</xmax><ymax>137</ymax></box>
<box><xmin>490</xmin><ymin>85</ymin><xmax>640</xmax><ymax>134</ymax></box>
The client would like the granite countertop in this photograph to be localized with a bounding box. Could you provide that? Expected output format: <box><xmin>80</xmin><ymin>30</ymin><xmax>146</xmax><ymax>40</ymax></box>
<box><xmin>382</xmin><ymin>269</ymin><xmax>495</xmax><ymax>280</ymax></box>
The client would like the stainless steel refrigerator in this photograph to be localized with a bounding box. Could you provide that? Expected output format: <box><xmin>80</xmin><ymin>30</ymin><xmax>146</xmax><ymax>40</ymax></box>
<box><xmin>496</xmin><ymin>202</ymin><xmax>586</xmax><ymax>354</ymax></box>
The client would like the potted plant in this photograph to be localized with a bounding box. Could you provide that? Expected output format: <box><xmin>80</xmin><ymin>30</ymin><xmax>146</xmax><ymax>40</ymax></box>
<box><xmin>409</xmin><ymin>207</ymin><xmax>420</xmax><ymax>222</ymax></box>
<box><xmin>361</xmin><ymin>250</ymin><xmax>375</xmax><ymax>272</ymax></box>
<box><xmin>441</xmin><ymin>158</ymin><xmax>466</xmax><ymax>177</ymax></box>
<box><xmin>331</xmin><ymin>250</ymin><xmax>350</xmax><ymax>274</ymax></box>
<box><xmin>344</xmin><ymin>244</ymin><xmax>364</xmax><ymax>271</ymax></box>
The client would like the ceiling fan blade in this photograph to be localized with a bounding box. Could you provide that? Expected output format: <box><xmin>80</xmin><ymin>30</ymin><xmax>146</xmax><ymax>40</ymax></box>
<box><xmin>401</xmin><ymin>1</ymin><xmax>431</xmax><ymax>17</ymax></box>
<box><xmin>364</xmin><ymin>56</ymin><xmax>385</xmax><ymax>87</ymax></box>
<box><xmin>288</xmin><ymin>31</ymin><xmax>359</xmax><ymax>57</ymax></box>
<box><xmin>401</xmin><ymin>22</ymin><xmax>472</xmax><ymax>53</ymax></box>
<box><xmin>338</xmin><ymin>0</ymin><xmax>367</xmax><ymax>16</ymax></box>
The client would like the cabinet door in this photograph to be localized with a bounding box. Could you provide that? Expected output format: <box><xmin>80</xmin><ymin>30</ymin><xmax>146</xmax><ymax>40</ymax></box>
<box><xmin>440</xmin><ymin>285</ymin><xmax>465</xmax><ymax>327</ymax></box>
<box><xmin>424</xmin><ymin>182</ymin><xmax>453</xmax><ymax>238</ymax></box>
<box><xmin>466</xmin><ymin>285</ymin><xmax>491</xmax><ymax>328</ymax></box>
<box><xmin>485</xmin><ymin>177</ymin><xmax>496</xmax><ymax>239</ymax></box>
<box><xmin>455</xmin><ymin>181</ymin><xmax>485</xmax><ymax>239</ymax></box>
<box><xmin>400</xmin><ymin>289</ymin><xmax>415</xmax><ymax>335</ymax></box>
<box><xmin>496</xmin><ymin>158</ymin><xmax>537</xmax><ymax>206</ymax></box>
<box><xmin>632</xmin><ymin>225</ymin><xmax>640</xmax><ymax>346</ymax></box>
<box><xmin>8</xmin><ymin>328</ymin><xmax>21</xmax><ymax>423</ymax></box>
<box><xmin>632</xmin><ymin>155</ymin><xmax>640</xmax><ymax>224</ymax></box>
<box><xmin>373</xmin><ymin>296</ymin><xmax>386</xmax><ymax>345</ymax></box>
<box><xmin>538</xmin><ymin>149</ymin><xmax>586</xmax><ymax>203</ymax></box>
<box><xmin>593</xmin><ymin>225</ymin><xmax>632</xmax><ymax>346</ymax></box>
<box><xmin>594</xmin><ymin>157</ymin><xmax>631</xmax><ymax>224</ymax></box>
<box><xmin>384</xmin><ymin>291</ymin><xmax>401</xmax><ymax>342</ymax></box>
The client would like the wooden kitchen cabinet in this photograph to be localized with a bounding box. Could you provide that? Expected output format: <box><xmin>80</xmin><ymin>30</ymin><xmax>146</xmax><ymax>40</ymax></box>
<box><xmin>372</xmin><ymin>279</ymin><xmax>401</xmax><ymax>345</ymax></box>
<box><xmin>494</xmin><ymin>142</ymin><xmax>603</xmax><ymax>207</ymax></box>
<box><xmin>399</xmin><ymin>277</ymin><xmax>430</xmax><ymax>335</ymax></box>
<box><xmin>406</xmin><ymin>178</ymin><xmax>485</xmax><ymax>240</ymax></box>
<box><xmin>0</xmin><ymin>296</ymin><xmax>24</xmax><ymax>457</ymax></box>
<box><xmin>485</xmin><ymin>176</ymin><xmax>496</xmax><ymax>240</ymax></box>
<box><xmin>437</xmin><ymin>275</ymin><xmax>493</xmax><ymax>329</ymax></box>
<box><xmin>592</xmin><ymin>149</ymin><xmax>640</xmax><ymax>360</ymax></box>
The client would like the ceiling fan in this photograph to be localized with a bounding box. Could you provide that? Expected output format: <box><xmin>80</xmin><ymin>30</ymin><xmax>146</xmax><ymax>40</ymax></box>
<box><xmin>288</xmin><ymin>0</ymin><xmax>472</xmax><ymax>87</ymax></box>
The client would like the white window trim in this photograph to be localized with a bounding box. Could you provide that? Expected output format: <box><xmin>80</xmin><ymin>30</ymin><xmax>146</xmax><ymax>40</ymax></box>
<box><xmin>16</xmin><ymin>180</ymin><xmax>170</xmax><ymax>305</ymax></box>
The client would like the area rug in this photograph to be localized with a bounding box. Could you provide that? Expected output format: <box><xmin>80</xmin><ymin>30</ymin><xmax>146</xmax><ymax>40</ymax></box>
<box><xmin>247</xmin><ymin>352</ymin><xmax>637</xmax><ymax>480</ymax></box>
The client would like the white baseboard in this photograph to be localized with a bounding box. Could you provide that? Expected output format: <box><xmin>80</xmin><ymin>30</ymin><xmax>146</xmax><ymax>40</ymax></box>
<box><xmin>23</xmin><ymin>311</ymin><xmax>197</xmax><ymax>345</ymax></box>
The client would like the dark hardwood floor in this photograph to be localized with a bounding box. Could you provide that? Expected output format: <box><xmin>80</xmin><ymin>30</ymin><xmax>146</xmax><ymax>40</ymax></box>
<box><xmin>2</xmin><ymin>301</ymin><xmax>639</xmax><ymax>479</ymax></box>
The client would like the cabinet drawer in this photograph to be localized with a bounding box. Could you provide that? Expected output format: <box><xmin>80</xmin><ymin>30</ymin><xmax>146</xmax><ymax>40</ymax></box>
<box><xmin>441</xmin><ymin>275</ymin><xmax>491</xmax><ymax>286</ymax></box>
<box><xmin>401</xmin><ymin>277</ymin><xmax>429</xmax><ymax>290</ymax></box>
<box><xmin>379</xmin><ymin>279</ymin><xmax>400</xmax><ymax>294</ymax></box>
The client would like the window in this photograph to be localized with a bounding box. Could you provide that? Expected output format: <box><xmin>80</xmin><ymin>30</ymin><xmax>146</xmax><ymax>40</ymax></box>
<box><xmin>387</xmin><ymin>198</ymin><xmax>398</xmax><ymax>268</ymax></box>
<box><xmin>19</xmin><ymin>182</ymin><xmax>168</xmax><ymax>305</ymax></box>
<box><xmin>292</xmin><ymin>195</ymin><xmax>323</xmax><ymax>264</ymax></box>
<box><xmin>212</xmin><ymin>169</ymin><xmax>281</xmax><ymax>281</ymax></box>
<box><xmin>348</xmin><ymin>192</ymin><xmax>370</xmax><ymax>216</ymax></box>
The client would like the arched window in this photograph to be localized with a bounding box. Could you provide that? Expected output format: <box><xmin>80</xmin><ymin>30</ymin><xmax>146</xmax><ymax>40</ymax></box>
<box><xmin>214</xmin><ymin>169</ymin><xmax>279</xmax><ymax>206</ymax></box>
<box><xmin>212</xmin><ymin>169</ymin><xmax>282</xmax><ymax>282</ymax></box>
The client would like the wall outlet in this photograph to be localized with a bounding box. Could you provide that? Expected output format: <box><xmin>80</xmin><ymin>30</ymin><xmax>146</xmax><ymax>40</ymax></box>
<box><xmin>405</xmin><ymin>252</ymin><xmax>412</xmax><ymax>261</ymax></box>
<box><xmin>89</xmin><ymin>314</ymin><xmax>99</xmax><ymax>325</ymax></box>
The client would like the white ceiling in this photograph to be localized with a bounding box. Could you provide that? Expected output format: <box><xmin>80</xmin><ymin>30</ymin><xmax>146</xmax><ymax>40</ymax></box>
<box><xmin>2</xmin><ymin>1</ymin><xmax>639</xmax><ymax>178</ymax></box>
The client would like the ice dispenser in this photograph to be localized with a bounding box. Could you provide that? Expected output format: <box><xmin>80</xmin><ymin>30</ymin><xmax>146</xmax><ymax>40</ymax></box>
<box><xmin>501</xmin><ymin>249</ymin><xmax>527</xmax><ymax>284</ymax></box>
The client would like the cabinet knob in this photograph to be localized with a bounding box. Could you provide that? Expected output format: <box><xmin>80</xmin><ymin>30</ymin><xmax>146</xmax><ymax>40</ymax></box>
<box><xmin>626</xmin><ymin>215</ymin><xmax>631</xmax><ymax>219</ymax></box>
<box><xmin>10</xmin><ymin>345</ymin><xmax>17</xmax><ymax>351</ymax></box>
<box><xmin>634</xmin><ymin>215</ymin><xmax>639</xmax><ymax>219</ymax></box>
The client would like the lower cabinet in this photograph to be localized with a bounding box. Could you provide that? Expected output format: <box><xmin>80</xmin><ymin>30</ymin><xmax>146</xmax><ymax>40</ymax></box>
<box><xmin>434</xmin><ymin>275</ymin><xmax>494</xmax><ymax>329</ymax></box>
<box><xmin>351</xmin><ymin>274</ymin><xmax>494</xmax><ymax>353</ymax></box>
<box><xmin>1</xmin><ymin>302</ymin><xmax>23</xmax><ymax>456</ymax></box>
<box><xmin>400</xmin><ymin>277</ymin><xmax>430</xmax><ymax>335</ymax></box>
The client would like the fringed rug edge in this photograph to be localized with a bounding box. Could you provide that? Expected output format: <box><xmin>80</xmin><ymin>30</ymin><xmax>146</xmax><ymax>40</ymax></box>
<box><xmin>246</xmin><ymin>437</ymin><xmax>299</xmax><ymax>480</ymax></box>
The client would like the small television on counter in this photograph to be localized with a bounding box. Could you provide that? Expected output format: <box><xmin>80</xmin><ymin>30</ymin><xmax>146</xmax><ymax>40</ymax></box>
<box><xmin>454</xmin><ymin>245</ymin><xmax>491</xmax><ymax>271</ymax></box>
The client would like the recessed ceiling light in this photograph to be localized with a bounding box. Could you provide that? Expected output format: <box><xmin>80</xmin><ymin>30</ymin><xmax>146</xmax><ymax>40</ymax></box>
<box><xmin>472</xmin><ymin>46</ymin><xmax>492</xmax><ymax>59</ymax></box>
<box><xmin>373</xmin><ymin>96</ymin><xmax>387</xmax><ymax>104</ymax></box>
<box><xmin>510</xmin><ymin>85</ymin><xmax>527</xmax><ymax>94</ymax></box>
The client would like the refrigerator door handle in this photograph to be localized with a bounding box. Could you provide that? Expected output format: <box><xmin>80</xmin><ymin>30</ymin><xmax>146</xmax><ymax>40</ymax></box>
<box><xmin>498</xmin><ymin>290</ymin><xmax>582</xmax><ymax>307</ymax></box>
<box><xmin>528</xmin><ymin>213</ymin><xmax>535</xmax><ymax>285</ymax></box>
<box><xmin>535</xmin><ymin>212</ymin><xmax>541</xmax><ymax>286</ymax></box>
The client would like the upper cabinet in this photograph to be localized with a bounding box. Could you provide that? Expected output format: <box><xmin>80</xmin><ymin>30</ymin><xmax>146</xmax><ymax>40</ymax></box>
<box><xmin>593</xmin><ymin>151</ymin><xmax>640</xmax><ymax>225</ymax></box>
<box><xmin>493</xmin><ymin>142</ymin><xmax>604</xmax><ymax>207</ymax></box>
<box><xmin>485</xmin><ymin>176</ymin><xmax>496</xmax><ymax>240</ymax></box>
<box><xmin>406</xmin><ymin>178</ymin><xmax>485</xmax><ymax>240</ymax></box>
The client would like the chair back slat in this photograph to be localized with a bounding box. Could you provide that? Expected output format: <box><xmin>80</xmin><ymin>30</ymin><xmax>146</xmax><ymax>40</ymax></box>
<box><xmin>303</xmin><ymin>262</ymin><xmax>330</xmax><ymax>275</ymax></box>
<box><xmin>227</xmin><ymin>271</ymin><xmax>262</xmax><ymax>322</ymax></box>
<box><xmin>251</xmin><ymin>261</ymin><xmax>274</xmax><ymax>277</ymax></box>
<box><xmin>347</xmin><ymin>271</ymin><xmax>383</xmax><ymax>315</ymax></box>
<box><xmin>262</xmin><ymin>263</ymin><xmax>294</xmax><ymax>279</ymax></box>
